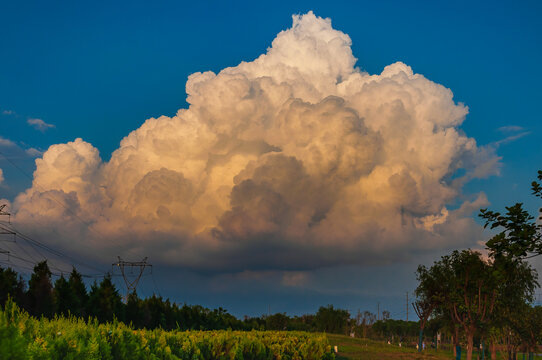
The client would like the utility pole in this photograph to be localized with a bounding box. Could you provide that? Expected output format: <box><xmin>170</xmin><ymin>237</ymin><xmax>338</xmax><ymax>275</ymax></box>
<box><xmin>406</xmin><ymin>292</ymin><xmax>409</xmax><ymax>321</ymax></box>
<box><xmin>112</xmin><ymin>256</ymin><xmax>152</xmax><ymax>301</ymax></box>
<box><xmin>377</xmin><ymin>302</ymin><xmax>380</xmax><ymax>321</ymax></box>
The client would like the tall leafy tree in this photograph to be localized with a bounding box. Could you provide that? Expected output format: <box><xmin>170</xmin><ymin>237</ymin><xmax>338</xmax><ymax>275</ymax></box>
<box><xmin>416</xmin><ymin>254</ymin><xmax>462</xmax><ymax>358</ymax></box>
<box><xmin>417</xmin><ymin>250</ymin><xmax>498</xmax><ymax>360</ymax></box>
<box><xmin>480</xmin><ymin>170</ymin><xmax>542</xmax><ymax>259</ymax></box>
<box><xmin>265</xmin><ymin>313</ymin><xmax>289</xmax><ymax>330</ymax></box>
<box><xmin>27</xmin><ymin>261</ymin><xmax>54</xmax><ymax>318</ymax></box>
<box><xmin>489</xmin><ymin>257</ymin><xmax>538</xmax><ymax>360</ymax></box>
<box><xmin>314</xmin><ymin>305</ymin><xmax>350</xmax><ymax>334</ymax></box>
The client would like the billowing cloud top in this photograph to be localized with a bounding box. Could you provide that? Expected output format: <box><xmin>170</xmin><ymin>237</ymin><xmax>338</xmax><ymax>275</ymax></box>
<box><xmin>13</xmin><ymin>12</ymin><xmax>498</xmax><ymax>272</ymax></box>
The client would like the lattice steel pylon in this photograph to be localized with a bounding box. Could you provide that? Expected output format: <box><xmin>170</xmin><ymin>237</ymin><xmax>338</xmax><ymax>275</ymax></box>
<box><xmin>112</xmin><ymin>256</ymin><xmax>152</xmax><ymax>298</ymax></box>
<box><xmin>0</xmin><ymin>204</ymin><xmax>10</xmax><ymax>222</ymax></box>
<box><xmin>0</xmin><ymin>204</ymin><xmax>15</xmax><ymax>243</ymax></box>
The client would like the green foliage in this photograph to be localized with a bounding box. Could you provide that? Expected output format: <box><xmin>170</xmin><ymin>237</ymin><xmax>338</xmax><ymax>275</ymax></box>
<box><xmin>479</xmin><ymin>170</ymin><xmax>542</xmax><ymax>259</ymax></box>
<box><xmin>53</xmin><ymin>275</ymin><xmax>72</xmax><ymax>317</ymax></box>
<box><xmin>314</xmin><ymin>305</ymin><xmax>349</xmax><ymax>334</ymax></box>
<box><xmin>265</xmin><ymin>313</ymin><xmax>289</xmax><ymax>331</ymax></box>
<box><xmin>87</xmin><ymin>273</ymin><xmax>124</xmax><ymax>323</ymax></box>
<box><xmin>67</xmin><ymin>267</ymin><xmax>88</xmax><ymax>318</ymax></box>
<box><xmin>415</xmin><ymin>249</ymin><xmax>539</xmax><ymax>360</ymax></box>
<box><xmin>27</xmin><ymin>260</ymin><xmax>54</xmax><ymax>318</ymax></box>
<box><xmin>0</xmin><ymin>300</ymin><xmax>335</xmax><ymax>360</ymax></box>
<box><xmin>371</xmin><ymin>319</ymin><xmax>419</xmax><ymax>339</ymax></box>
<box><xmin>0</xmin><ymin>266</ymin><xmax>25</xmax><ymax>306</ymax></box>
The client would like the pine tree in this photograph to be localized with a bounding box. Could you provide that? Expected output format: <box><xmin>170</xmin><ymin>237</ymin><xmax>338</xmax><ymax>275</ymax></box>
<box><xmin>68</xmin><ymin>267</ymin><xmax>88</xmax><ymax>318</ymax></box>
<box><xmin>27</xmin><ymin>261</ymin><xmax>54</xmax><ymax>318</ymax></box>
<box><xmin>53</xmin><ymin>275</ymin><xmax>72</xmax><ymax>316</ymax></box>
<box><xmin>87</xmin><ymin>273</ymin><xmax>123</xmax><ymax>322</ymax></box>
<box><xmin>0</xmin><ymin>266</ymin><xmax>25</xmax><ymax>306</ymax></box>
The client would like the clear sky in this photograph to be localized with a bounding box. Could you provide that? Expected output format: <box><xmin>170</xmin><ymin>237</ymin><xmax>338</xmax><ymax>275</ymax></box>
<box><xmin>1</xmin><ymin>0</ymin><xmax>541</xmax><ymax>318</ymax></box>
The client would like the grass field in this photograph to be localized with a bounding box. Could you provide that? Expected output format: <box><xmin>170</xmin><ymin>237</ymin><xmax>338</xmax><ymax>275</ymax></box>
<box><xmin>327</xmin><ymin>335</ymin><xmax>542</xmax><ymax>360</ymax></box>
<box><xmin>327</xmin><ymin>334</ymin><xmax>477</xmax><ymax>360</ymax></box>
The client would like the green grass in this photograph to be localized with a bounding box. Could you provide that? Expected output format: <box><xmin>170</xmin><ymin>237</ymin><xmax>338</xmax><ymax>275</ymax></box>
<box><xmin>327</xmin><ymin>335</ymin><xmax>464</xmax><ymax>360</ymax></box>
<box><xmin>326</xmin><ymin>335</ymin><xmax>540</xmax><ymax>360</ymax></box>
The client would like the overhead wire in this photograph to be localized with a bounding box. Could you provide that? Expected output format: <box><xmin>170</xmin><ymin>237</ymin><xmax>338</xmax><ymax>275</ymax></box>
<box><xmin>0</xmin><ymin>150</ymin><xmax>154</xmax><ymax>294</ymax></box>
<box><xmin>0</xmin><ymin>149</ymin><xmax>119</xmax><ymax>276</ymax></box>
<box><xmin>0</xmin><ymin>219</ymin><xmax>108</xmax><ymax>278</ymax></box>
<box><xmin>0</xmin><ymin>150</ymin><xmax>116</xmax><ymax>243</ymax></box>
<box><xmin>151</xmin><ymin>271</ymin><xmax>162</xmax><ymax>298</ymax></box>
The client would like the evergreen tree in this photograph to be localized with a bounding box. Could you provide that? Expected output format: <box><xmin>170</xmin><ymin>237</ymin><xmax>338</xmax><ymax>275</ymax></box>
<box><xmin>53</xmin><ymin>275</ymin><xmax>72</xmax><ymax>316</ymax></box>
<box><xmin>87</xmin><ymin>273</ymin><xmax>123</xmax><ymax>323</ymax></box>
<box><xmin>0</xmin><ymin>266</ymin><xmax>25</xmax><ymax>306</ymax></box>
<box><xmin>27</xmin><ymin>261</ymin><xmax>54</xmax><ymax>318</ymax></box>
<box><xmin>125</xmin><ymin>291</ymin><xmax>141</xmax><ymax>327</ymax></box>
<box><xmin>67</xmin><ymin>267</ymin><xmax>88</xmax><ymax>318</ymax></box>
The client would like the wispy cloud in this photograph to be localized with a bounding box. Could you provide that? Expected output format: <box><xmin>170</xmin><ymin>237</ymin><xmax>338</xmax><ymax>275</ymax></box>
<box><xmin>1</xmin><ymin>109</ymin><xmax>14</xmax><ymax>116</ymax></box>
<box><xmin>497</xmin><ymin>125</ymin><xmax>524</xmax><ymax>133</ymax></box>
<box><xmin>27</xmin><ymin>118</ymin><xmax>55</xmax><ymax>132</ymax></box>
<box><xmin>493</xmin><ymin>131</ymin><xmax>531</xmax><ymax>147</ymax></box>
<box><xmin>0</xmin><ymin>168</ymin><xmax>4</xmax><ymax>184</ymax></box>
<box><xmin>0</xmin><ymin>136</ymin><xmax>16</xmax><ymax>147</ymax></box>
<box><xmin>281</xmin><ymin>271</ymin><xmax>309</xmax><ymax>287</ymax></box>
<box><xmin>25</xmin><ymin>148</ymin><xmax>44</xmax><ymax>157</ymax></box>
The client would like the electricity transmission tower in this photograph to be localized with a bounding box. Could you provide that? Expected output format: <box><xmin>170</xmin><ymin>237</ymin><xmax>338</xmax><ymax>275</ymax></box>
<box><xmin>0</xmin><ymin>204</ymin><xmax>15</xmax><ymax>239</ymax></box>
<box><xmin>0</xmin><ymin>204</ymin><xmax>13</xmax><ymax>259</ymax></box>
<box><xmin>112</xmin><ymin>256</ymin><xmax>152</xmax><ymax>298</ymax></box>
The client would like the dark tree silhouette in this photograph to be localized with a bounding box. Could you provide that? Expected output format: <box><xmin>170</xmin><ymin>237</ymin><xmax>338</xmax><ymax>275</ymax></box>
<box><xmin>67</xmin><ymin>267</ymin><xmax>88</xmax><ymax>318</ymax></box>
<box><xmin>27</xmin><ymin>261</ymin><xmax>54</xmax><ymax>318</ymax></box>
<box><xmin>0</xmin><ymin>266</ymin><xmax>25</xmax><ymax>306</ymax></box>
<box><xmin>87</xmin><ymin>273</ymin><xmax>123</xmax><ymax>323</ymax></box>
<box><xmin>53</xmin><ymin>275</ymin><xmax>72</xmax><ymax>316</ymax></box>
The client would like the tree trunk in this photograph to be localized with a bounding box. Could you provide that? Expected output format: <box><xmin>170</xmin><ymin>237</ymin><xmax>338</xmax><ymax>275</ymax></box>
<box><xmin>453</xmin><ymin>331</ymin><xmax>462</xmax><ymax>360</ymax></box>
<box><xmin>418</xmin><ymin>329</ymin><xmax>423</xmax><ymax>352</ymax></box>
<box><xmin>491</xmin><ymin>342</ymin><xmax>496</xmax><ymax>360</ymax></box>
<box><xmin>453</xmin><ymin>335</ymin><xmax>457</xmax><ymax>357</ymax></box>
<box><xmin>467</xmin><ymin>330</ymin><xmax>474</xmax><ymax>360</ymax></box>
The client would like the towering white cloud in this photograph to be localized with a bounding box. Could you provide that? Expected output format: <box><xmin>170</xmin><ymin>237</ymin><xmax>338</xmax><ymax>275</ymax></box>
<box><xmin>12</xmin><ymin>12</ymin><xmax>499</xmax><ymax>271</ymax></box>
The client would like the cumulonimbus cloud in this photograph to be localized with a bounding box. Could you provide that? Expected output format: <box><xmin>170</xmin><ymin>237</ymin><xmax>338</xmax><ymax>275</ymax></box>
<box><xmin>12</xmin><ymin>12</ymin><xmax>499</xmax><ymax>272</ymax></box>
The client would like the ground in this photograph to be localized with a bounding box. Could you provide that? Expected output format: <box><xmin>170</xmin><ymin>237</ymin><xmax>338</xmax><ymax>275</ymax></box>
<box><xmin>327</xmin><ymin>334</ymin><xmax>457</xmax><ymax>360</ymax></box>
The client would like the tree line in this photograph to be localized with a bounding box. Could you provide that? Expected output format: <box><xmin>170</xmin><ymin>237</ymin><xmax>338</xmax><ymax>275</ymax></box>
<box><xmin>0</xmin><ymin>261</ymin><xmax>383</xmax><ymax>334</ymax></box>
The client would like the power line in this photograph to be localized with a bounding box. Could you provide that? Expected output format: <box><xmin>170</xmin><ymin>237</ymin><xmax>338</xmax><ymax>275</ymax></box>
<box><xmin>7</xmin><ymin>222</ymin><xmax>106</xmax><ymax>274</ymax></box>
<box><xmin>112</xmin><ymin>256</ymin><xmax>152</xmax><ymax>299</ymax></box>
<box><xmin>0</xmin><ymin>212</ymin><xmax>107</xmax><ymax>278</ymax></box>
<box><xmin>0</xmin><ymin>150</ymin><xmax>115</xmax><ymax>245</ymax></box>
<box><xmin>151</xmin><ymin>271</ymin><xmax>162</xmax><ymax>298</ymax></box>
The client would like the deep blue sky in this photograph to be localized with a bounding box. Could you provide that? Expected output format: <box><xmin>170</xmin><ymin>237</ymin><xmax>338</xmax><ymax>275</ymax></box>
<box><xmin>1</xmin><ymin>0</ymin><xmax>541</xmax><ymax>317</ymax></box>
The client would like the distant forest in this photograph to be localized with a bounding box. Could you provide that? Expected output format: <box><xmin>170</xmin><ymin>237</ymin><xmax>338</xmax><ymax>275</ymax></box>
<box><xmin>0</xmin><ymin>261</ymin><xmax>418</xmax><ymax>338</ymax></box>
